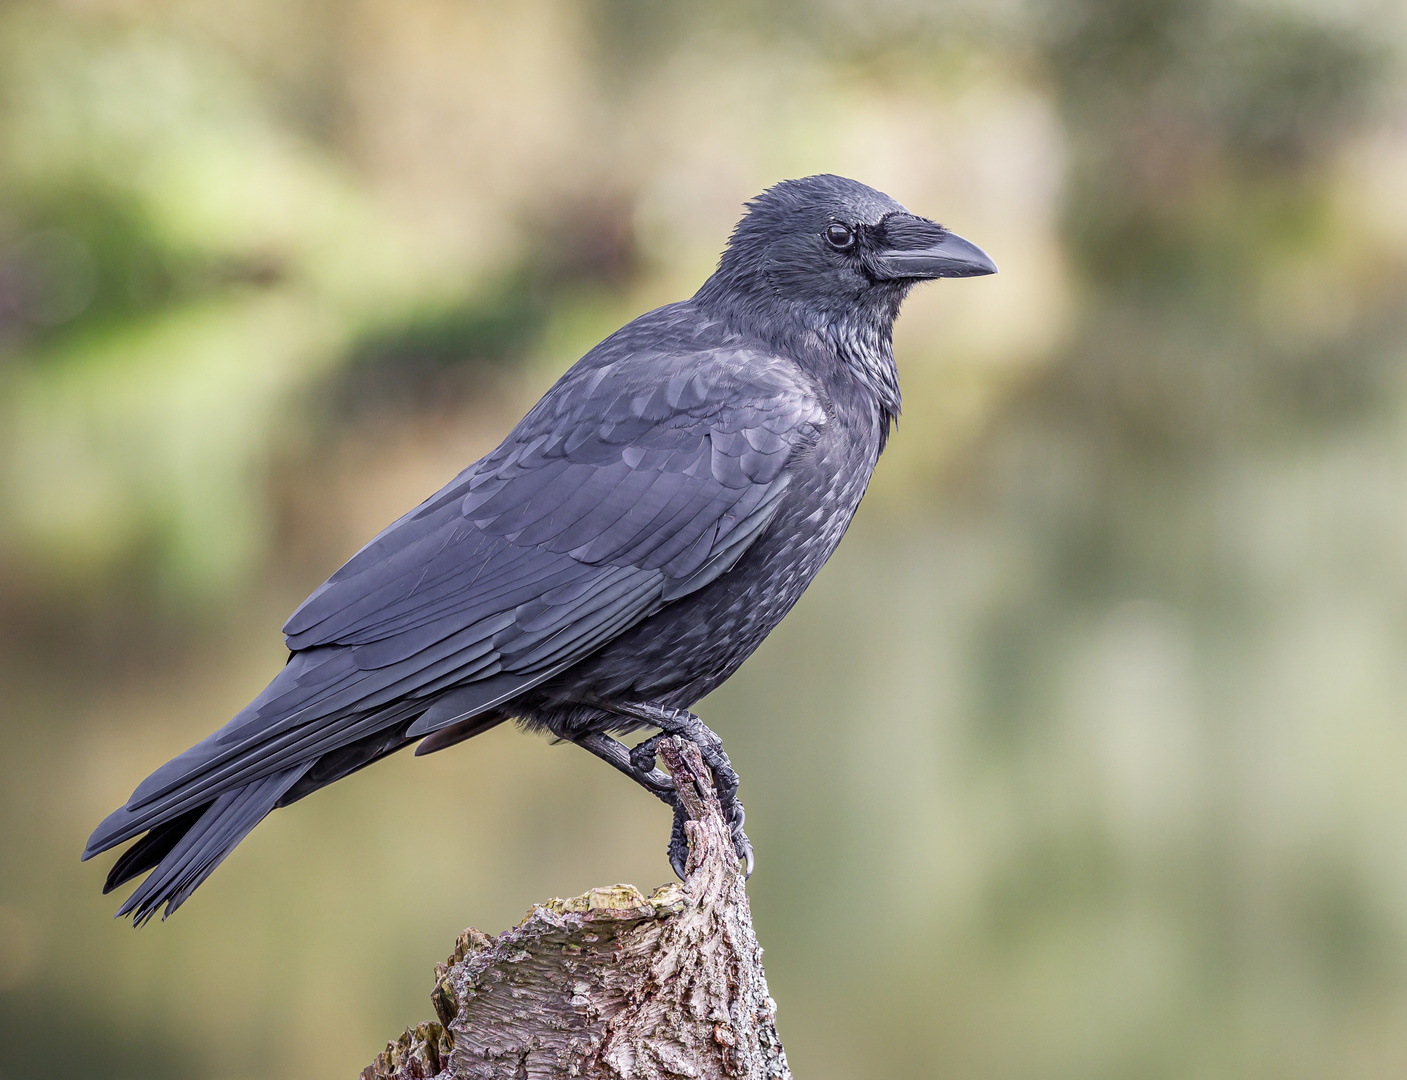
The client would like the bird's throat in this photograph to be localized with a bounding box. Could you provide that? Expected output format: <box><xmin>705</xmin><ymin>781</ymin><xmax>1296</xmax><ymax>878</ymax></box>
<box><xmin>826</xmin><ymin>309</ymin><xmax>902</xmax><ymax>446</ymax></box>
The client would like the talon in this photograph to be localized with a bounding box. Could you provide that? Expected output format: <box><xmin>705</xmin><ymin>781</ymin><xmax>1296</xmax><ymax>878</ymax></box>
<box><xmin>630</xmin><ymin>733</ymin><xmax>662</xmax><ymax>774</ymax></box>
<box><xmin>734</xmin><ymin>830</ymin><xmax>755</xmax><ymax>878</ymax></box>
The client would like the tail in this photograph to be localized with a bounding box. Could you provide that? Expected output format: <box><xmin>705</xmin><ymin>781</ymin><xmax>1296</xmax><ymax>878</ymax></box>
<box><xmin>84</xmin><ymin>642</ymin><xmax>525</xmax><ymax>924</ymax></box>
<box><xmin>100</xmin><ymin>766</ymin><xmax>310</xmax><ymax>926</ymax></box>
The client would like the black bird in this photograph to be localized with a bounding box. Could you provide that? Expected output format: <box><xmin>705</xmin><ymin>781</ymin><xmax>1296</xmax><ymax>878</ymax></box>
<box><xmin>84</xmin><ymin>174</ymin><xmax>996</xmax><ymax>924</ymax></box>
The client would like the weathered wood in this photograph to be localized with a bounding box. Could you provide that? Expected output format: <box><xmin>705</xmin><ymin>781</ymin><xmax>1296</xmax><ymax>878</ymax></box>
<box><xmin>362</xmin><ymin>737</ymin><xmax>792</xmax><ymax>1080</ymax></box>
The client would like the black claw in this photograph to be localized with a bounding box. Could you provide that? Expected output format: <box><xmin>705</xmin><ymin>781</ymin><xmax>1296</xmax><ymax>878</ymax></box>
<box><xmin>630</xmin><ymin>734</ymin><xmax>661</xmax><ymax>775</ymax></box>
<box><xmin>734</xmin><ymin>828</ymin><xmax>755</xmax><ymax>878</ymax></box>
<box><xmin>717</xmin><ymin>791</ymin><xmax>752</xmax><ymax>877</ymax></box>
<box><xmin>667</xmin><ymin>801</ymin><xmax>690</xmax><ymax>881</ymax></box>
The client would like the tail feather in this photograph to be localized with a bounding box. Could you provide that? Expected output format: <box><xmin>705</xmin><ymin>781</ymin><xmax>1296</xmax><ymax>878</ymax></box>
<box><xmin>86</xmin><ymin>667</ymin><xmax>518</xmax><ymax>922</ymax></box>
<box><xmin>102</xmin><ymin>804</ymin><xmax>209</xmax><ymax>894</ymax></box>
<box><xmin>84</xmin><ymin>701</ymin><xmax>418</xmax><ymax>858</ymax></box>
<box><xmin>114</xmin><ymin>766</ymin><xmax>310</xmax><ymax>926</ymax></box>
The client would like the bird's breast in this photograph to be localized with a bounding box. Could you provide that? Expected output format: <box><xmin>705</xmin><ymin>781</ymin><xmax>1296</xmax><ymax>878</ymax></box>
<box><xmin>539</xmin><ymin>402</ymin><xmax>884</xmax><ymax>716</ymax></box>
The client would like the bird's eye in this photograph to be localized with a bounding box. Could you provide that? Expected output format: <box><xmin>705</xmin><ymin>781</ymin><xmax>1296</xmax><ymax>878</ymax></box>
<box><xmin>824</xmin><ymin>222</ymin><xmax>855</xmax><ymax>250</ymax></box>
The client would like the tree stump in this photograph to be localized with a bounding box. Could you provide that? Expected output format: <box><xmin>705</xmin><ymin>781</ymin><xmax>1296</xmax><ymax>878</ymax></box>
<box><xmin>361</xmin><ymin>737</ymin><xmax>792</xmax><ymax>1080</ymax></box>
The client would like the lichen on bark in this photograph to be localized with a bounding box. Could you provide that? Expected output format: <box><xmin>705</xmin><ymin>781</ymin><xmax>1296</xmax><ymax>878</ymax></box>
<box><xmin>362</xmin><ymin>737</ymin><xmax>791</xmax><ymax>1080</ymax></box>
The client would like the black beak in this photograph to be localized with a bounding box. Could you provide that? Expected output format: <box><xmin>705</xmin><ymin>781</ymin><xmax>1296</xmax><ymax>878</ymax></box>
<box><xmin>869</xmin><ymin>216</ymin><xmax>997</xmax><ymax>281</ymax></box>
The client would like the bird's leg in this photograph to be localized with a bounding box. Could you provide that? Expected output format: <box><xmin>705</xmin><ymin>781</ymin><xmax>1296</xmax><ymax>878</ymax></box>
<box><xmin>612</xmin><ymin>703</ymin><xmax>753</xmax><ymax>878</ymax></box>
<box><xmin>570</xmin><ymin>732</ymin><xmax>691</xmax><ymax>879</ymax></box>
<box><xmin>571</xmin><ymin>732</ymin><xmax>675</xmax><ymax>801</ymax></box>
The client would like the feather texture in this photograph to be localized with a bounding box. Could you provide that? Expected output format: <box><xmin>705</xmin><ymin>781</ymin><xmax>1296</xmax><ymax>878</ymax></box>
<box><xmin>85</xmin><ymin>321</ymin><xmax>825</xmax><ymax>905</ymax></box>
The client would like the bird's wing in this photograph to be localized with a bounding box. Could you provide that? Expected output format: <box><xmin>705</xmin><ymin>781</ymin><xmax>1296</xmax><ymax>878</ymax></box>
<box><xmin>87</xmin><ymin>342</ymin><xmax>823</xmax><ymax>851</ymax></box>
<box><xmin>283</xmin><ymin>343</ymin><xmax>823</xmax><ymax>667</ymax></box>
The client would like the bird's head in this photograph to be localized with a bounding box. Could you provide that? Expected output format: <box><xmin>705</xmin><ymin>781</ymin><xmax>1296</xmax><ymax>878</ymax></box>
<box><xmin>696</xmin><ymin>174</ymin><xmax>996</xmax><ymax>331</ymax></box>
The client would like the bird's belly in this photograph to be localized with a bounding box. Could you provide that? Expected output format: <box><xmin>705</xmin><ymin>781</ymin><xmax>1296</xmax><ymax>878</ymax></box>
<box><xmin>533</xmin><ymin>440</ymin><xmax>876</xmax><ymax>726</ymax></box>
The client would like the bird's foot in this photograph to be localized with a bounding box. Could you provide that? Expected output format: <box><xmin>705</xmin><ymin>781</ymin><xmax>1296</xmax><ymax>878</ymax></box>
<box><xmin>646</xmin><ymin>742</ymin><xmax>751</xmax><ymax>881</ymax></box>
<box><xmin>630</xmin><ymin>721</ymin><xmax>753</xmax><ymax>878</ymax></box>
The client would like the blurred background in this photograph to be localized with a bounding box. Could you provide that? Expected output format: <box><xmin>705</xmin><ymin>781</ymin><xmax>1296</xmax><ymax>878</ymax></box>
<box><xmin>3</xmin><ymin>0</ymin><xmax>1407</xmax><ymax>1076</ymax></box>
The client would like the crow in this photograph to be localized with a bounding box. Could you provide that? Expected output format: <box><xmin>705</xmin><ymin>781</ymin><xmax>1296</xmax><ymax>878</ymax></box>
<box><xmin>84</xmin><ymin>174</ymin><xmax>996</xmax><ymax>924</ymax></box>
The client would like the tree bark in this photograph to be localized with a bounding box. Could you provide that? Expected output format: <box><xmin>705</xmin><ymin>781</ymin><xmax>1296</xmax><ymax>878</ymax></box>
<box><xmin>361</xmin><ymin>737</ymin><xmax>792</xmax><ymax>1080</ymax></box>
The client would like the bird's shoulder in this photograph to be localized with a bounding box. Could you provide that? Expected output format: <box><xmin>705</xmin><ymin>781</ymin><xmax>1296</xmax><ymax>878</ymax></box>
<box><xmin>436</xmin><ymin>301</ymin><xmax>828</xmax><ymax>539</ymax></box>
<box><xmin>522</xmin><ymin>300</ymin><xmax>828</xmax><ymax>440</ymax></box>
